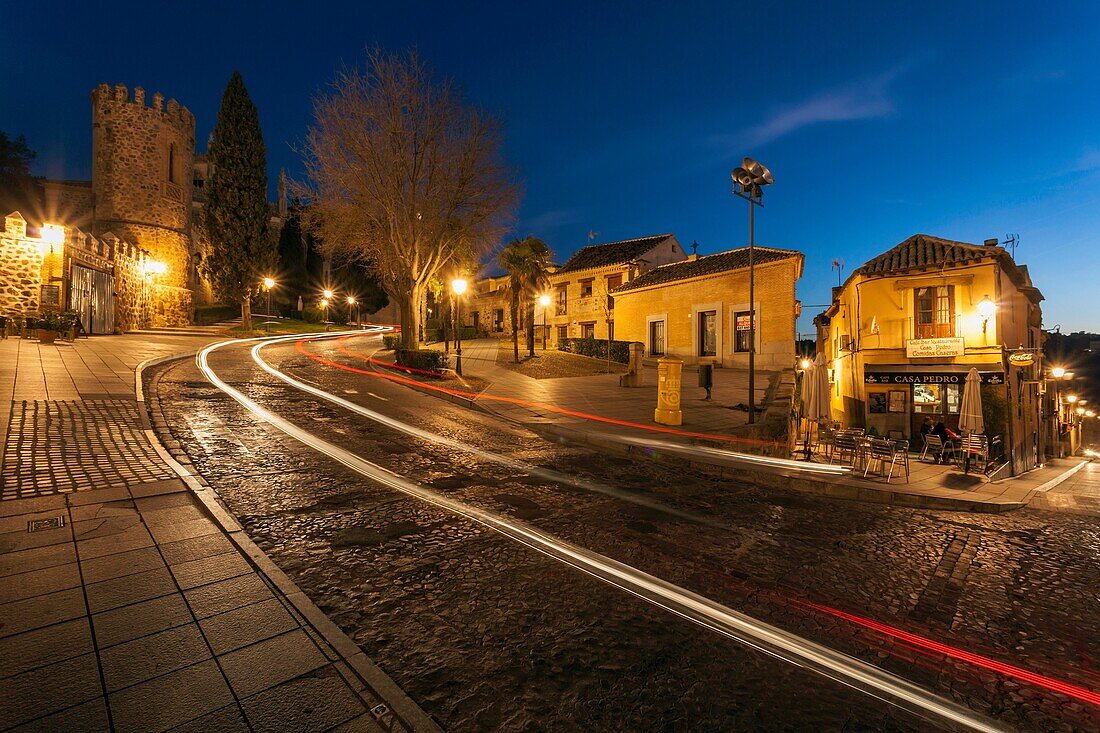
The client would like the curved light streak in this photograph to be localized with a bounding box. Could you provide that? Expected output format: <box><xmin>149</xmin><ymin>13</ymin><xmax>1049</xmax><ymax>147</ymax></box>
<box><xmin>198</xmin><ymin>334</ymin><xmax>1007</xmax><ymax>732</ymax></box>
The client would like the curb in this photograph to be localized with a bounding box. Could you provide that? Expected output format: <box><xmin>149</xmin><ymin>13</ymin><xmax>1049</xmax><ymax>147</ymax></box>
<box><xmin>137</xmin><ymin>348</ymin><xmax>442</xmax><ymax>733</ymax></box>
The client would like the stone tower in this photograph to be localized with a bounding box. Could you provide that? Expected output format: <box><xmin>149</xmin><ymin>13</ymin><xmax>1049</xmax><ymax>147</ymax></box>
<box><xmin>91</xmin><ymin>83</ymin><xmax>195</xmax><ymax>291</ymax></box>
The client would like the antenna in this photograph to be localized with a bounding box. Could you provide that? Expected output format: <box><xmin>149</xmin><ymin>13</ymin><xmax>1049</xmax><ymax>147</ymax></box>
<box><xmin>831</xmin><ymin>258</ymin><xmax>845</xmax><ymax>287</ymax></box>
<box><xmin>1003</xmin><ymin>233</ymin><xmax>1019</xmax><ymax>259</ymax></box>
<box><xmin>587</xmin><ymin>230</ymin><xmax>599</xmax><ymax>245</ymax></box>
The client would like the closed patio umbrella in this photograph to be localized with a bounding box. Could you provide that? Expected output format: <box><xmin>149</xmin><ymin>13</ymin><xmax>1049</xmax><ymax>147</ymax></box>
<box><xmin>958</xmin><ymin>367</ymin><xmax>984</xmax><ymax>473</ymax></box>
<box><xmin>800</xmin><ymin>353</ymin><xmax>832</xmax><ymax>458</ymax></box>
<box><xmin>958</xmin><ymin>367</ymin><xmax>984</xmax><ymax>434</ymax></box>
<box><xmin>807</xmin><ymin>353</ymin><xmax>832</xmax><ymax>423</ymax></box>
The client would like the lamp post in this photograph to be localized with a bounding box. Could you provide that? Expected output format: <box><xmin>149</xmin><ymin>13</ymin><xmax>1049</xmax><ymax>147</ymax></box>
<box><xmin>347</xmin><ymin>295</ymin><xmax>358</xmax><ymax>328</ymax></box>
<box><xmin>451</xmin><ymin>278</ymin><xmax>468</xmax><ymax>376</ymax></box>
<box><xmin>538</xmin><ymin>294</ymin><xmax>551</xmax><ymax>350</ymax></box>
<box><xmin>262</xmin><ymin>277</ymin><xmax>276</xmax><ymax>333</ymax></box>
<box><xmin>731</xmin><ymin>157</ymin><xmax>775</xmax><ymax>424</ymax></box>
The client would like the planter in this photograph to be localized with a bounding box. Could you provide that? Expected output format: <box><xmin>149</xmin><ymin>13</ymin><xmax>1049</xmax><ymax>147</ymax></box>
<box><xmin>37</xmin><ymin>329</ymin><xmax>58</xmax><ymax>344</ymax></box>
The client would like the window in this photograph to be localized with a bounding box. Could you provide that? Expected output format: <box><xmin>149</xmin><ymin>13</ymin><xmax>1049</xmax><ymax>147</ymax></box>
<box><xmin>167</xmin><ymin>143</ymin><xmax>177</xmax><ymax>183</ymax></box>
<box><xmin>913</xmin><ymin>384</ymin><xmax>941</xmax><ymax>413</ymax></box>
<box><xmin>606</xmin><ymin>274</ymin><xmax>622</xmax><ymax>290</ymax></box>
<box><xmin>556</xmin><ymin>286</ymin><xmax>568</xmax><ymax>316</ymax></box>
<box><xmin>581</xmin><ymin>322</ymin><xmax>595</xmax><ymax>339</ymax></box>
<box><xmin>493</xmin><ymin>309</ymin><xmax>504</xmax><ymax>332</ymax></box>
<box><xmin>557</xmin><ymin>325</ymin><xmax>568</xmax><ymax>341</ymax></box>
<box><xmin>649</xmin><ymin>320</ymin><xmax>665</xmax><ymax>355</ymax></box>
<box><xmin>945</xmin><ymin>384</ymin><xmax>960</xmax><ymax>414</ymax></box>
<box><xmin>734</xmin><ymin>310</ymin><xmax>755</xmax><ymax>353</ymax></box>
<box><xmin>914</xmin><ymin>286</ymin><xmax>955</xmax><ymax>338</ymax></box>
<box><xmin>699</xmin><ymin>310</ymin><xmax>717</xmax><ymax>356</ymax></box>
<box><xmin>580</xmin><ymin>279</ymin><xmax>594</xmax><ymax>297</ymax></box>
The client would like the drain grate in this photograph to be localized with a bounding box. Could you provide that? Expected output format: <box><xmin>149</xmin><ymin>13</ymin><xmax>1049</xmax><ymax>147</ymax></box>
<box><xmin>28</xmin><ymin>516</ymin><xmax>66</xmax><ymax>532</ymax></box>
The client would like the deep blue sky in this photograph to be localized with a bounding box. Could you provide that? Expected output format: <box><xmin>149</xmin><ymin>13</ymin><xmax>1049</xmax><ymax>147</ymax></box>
<box><xmin>3</xmin><ymin>2</ymin><xmax>1099</xmax><ymax>335</ymax></box>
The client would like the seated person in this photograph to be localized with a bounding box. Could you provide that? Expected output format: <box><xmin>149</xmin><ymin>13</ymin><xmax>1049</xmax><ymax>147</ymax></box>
<box><xmin>931</xmin><ymin>421</ymin><xmax>960</xmax><ymax>462</ymax></box>
<box><xmin>919</xmin><ymin>417</ymin><xmax>933</xmax><ymax>441</ymax></box>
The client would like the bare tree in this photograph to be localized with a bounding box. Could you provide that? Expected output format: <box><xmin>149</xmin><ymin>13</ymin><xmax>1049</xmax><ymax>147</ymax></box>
<box><xmin>301</xmin><ymin>50</ymin><xmax>519</xmax><ymax>349</ymax></box>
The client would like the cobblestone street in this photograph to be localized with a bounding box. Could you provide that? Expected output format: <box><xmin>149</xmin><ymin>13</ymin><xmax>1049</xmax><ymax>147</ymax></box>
<box><xmin>151</xmin><ymin>335</ymin><xmax>1100</xmax><ymax>732</ymax></box>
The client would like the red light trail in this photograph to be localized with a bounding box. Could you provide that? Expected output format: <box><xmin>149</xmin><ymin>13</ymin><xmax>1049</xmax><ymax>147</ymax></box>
<box><xmin>798</xmin><ymin>600</ymin><xmax>1100</xmax><ymax>707</ymax></box>
<box><xmin>293</xmin><ymin>335</ymin><xmax>783</xmax><ymax>449</ymax></box>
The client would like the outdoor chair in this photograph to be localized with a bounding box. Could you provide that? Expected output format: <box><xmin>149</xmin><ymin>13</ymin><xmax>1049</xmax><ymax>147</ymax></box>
<box><xmin>864</xmin><ymin>438</ymin><xmax>910</xmax><ymax>483</ymax></box>
<box><xmin>958</xmin><ymin>434</ymin><xmax>989</xmax><ymax>473</ymax></box>
<box><xmin>833</xmin><ymin>433</ymin><xmax>861</xmax><ymax>467</ymax></box>
<box><xmin>919</xmin><ymin>434</ymin><xmax>953</xmax><ymax>463</ymax></box>
<box><xmin>814</xmin><ymin>426</ymin><xmax>836</xmax><ymax>460</ymax></box>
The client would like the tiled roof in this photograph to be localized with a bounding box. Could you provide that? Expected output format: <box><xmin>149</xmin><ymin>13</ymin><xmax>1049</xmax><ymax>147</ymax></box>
<box><xmin>613</xmin><ymin>246</ymin><xmax>802</xmax><ymax>293</ymax></box>
<box><xmin>556</xmin><ymin>234</ymin><xmax>675</xmax><ymax>274</ymax></box>
<box><xmin>855</xmin><ymin>234</ymin><xmax>996</xmax><ymax>276</ymax></box>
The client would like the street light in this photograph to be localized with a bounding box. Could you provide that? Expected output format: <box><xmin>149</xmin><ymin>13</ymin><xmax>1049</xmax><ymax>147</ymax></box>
<box><xmin>451</xmin><ymin>278</ymin><xmax>468</xmax><ymax>376</ymax></box>
<box><xmin>323</xmin><ymin>289</ymin><xmax>334</xmax><ymax>300</ymax></box>
<box><xmin>1051</xmin><ymin>366</ymin><xmax>1066</xmax><ymax>379</ymax></box>
<box><xmin>347</xmin><ymin>295</ymin><xmax>359</xmax><ymax>328</ymax></box>
<box><xmin>1067</xmin><ymin>394</ymin><xmax>1078</xmax><ymax>404</ymax></box>
<box><xmin>261</xmin><ymin>277</ymin><xmax>276</xmax><ymax>332</ymax></box>
<box><xmin>538</xmin><ymin>293</ymin><xmax>551</xmax><ymax>350</ymax></box>
<box><xmin>731</xmin><ymin>156</ymin><xmax>774</xmax><ymax>424</ymax></box>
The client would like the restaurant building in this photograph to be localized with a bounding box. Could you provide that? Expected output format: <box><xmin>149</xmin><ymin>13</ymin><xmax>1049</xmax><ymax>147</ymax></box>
<box><xmin>814</xmin><ymin>234</ymin><xmax>1045</xmax><ymax>475</ymax></box>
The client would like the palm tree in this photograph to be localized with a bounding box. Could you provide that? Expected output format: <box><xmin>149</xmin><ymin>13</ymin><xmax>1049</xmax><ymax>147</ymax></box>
<box><xmin>499</xmin><ymin>236</ymin><xmax>553</xmax><ymax>363</ymax></box>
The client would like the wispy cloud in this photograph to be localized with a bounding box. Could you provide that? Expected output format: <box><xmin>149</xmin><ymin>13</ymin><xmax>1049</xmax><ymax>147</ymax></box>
<box><xmin>715</xmin><ymin>60</ymin><xmax>920</xmax><ymax>150</ymax></box>
<box><xmin>1069</xmin><ymin>148</ymin><xmax>1100</xmax><ymax>173</ymax></box>
<box><xmin>522</xmin><ymin>208</ymin><xmax>578</xmax><ymax>232</ymax></box>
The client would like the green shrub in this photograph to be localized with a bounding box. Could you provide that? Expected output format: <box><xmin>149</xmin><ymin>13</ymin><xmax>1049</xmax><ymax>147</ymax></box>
<box><xmin>395</xmin><ymin>348</ymin><xmax>450</xmax><ymax>372</ymax></box>
<box><xmin>382</xmin><ymin>334</ymin><xmax>402</xmax><ymax>350</ymax></box>
<box><xmin>302</xmin><ymin>305</ymin><xmax>325</xmax><ymax>323</ymax></box>
<box><xmin>194</xmin><ymin>304</ymin><xmax>239</xmax><ymax>325</ymax></box>
<box><xmin>34</xmin><ymin>310</ymin><xmax>78</xmax><ymax>332</ymax></box>
<box><xmin>557</xmin><ymin>337</ymin><xmax>633</xmax><ymax>364</ymax></box>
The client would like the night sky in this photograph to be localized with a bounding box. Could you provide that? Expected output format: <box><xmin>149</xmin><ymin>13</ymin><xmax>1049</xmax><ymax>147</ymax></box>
<box><xmin>3</xmin><ymin>1</ymin><xmax>1098</xmax><ymax>335</ymax></box>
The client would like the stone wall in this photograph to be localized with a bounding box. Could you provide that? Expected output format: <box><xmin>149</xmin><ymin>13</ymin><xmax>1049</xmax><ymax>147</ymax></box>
<box><xmin>0</xmin><ymin>213</ymin><xmax>43</xmax><ymax>318</ymax></box>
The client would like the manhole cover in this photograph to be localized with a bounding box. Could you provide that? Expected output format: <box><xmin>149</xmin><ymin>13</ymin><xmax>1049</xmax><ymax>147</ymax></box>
<box><xmin>28</xmin><ymin>516</ymin><xmax>65</xmax><ymax>532</ymax></box>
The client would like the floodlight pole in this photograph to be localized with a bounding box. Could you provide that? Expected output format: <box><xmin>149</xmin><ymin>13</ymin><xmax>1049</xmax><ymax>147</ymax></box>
<box><xmin>748</xmin><ymin>197</ymin><xmax>756</xmax><ymax>424</ymax></box>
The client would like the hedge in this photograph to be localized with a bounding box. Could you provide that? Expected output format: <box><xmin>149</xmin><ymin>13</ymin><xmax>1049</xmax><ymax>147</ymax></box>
<box><xmin>194</xmin><ymin>304</ymin><xmax>240</xmax><ymax>326</ymax></box>
<box><xmin>382</xmin><ymin>334</ymin><xmax>402</xmax><ymax>350</ymax></box>
<box><xmin>395</xmin><ymin>348</ymin><xmax>450</xmax><ymax>372</ymax></box>
<box><xmin>557</xmin><ymin>337</ymin><xmax>633</xmax><ymax>364</ymax></box>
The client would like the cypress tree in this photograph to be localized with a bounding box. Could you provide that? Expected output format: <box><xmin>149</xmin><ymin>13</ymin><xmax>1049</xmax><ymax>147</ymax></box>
<box><xmin>201</xmin><ymin>72</ymin><xmax>271</xmax><ymax>331</ymax></box>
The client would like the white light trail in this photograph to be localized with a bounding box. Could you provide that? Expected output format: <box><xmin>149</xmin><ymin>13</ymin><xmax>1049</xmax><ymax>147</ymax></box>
<box><xmin>198</xmin><ymin>334</ymin><xmax>1007</xmax><ymax>733</ymax></box>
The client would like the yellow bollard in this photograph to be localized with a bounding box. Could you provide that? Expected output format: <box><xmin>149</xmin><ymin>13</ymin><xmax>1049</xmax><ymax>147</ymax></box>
<box><xmin>653</xmin><ymin>355</ymin><xmax>683</xmax><ymax>426</ymax></box>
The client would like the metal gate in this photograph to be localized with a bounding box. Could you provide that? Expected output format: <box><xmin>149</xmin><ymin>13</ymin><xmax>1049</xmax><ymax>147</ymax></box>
<box><xmin>70</xmin><ymin>265</ymin><xmax>115</xmax><ymax>334</ymax></box>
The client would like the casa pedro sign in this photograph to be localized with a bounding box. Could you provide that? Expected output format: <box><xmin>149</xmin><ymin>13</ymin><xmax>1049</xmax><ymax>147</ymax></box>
<box><xmin>865</xmin><ymin>370</ymin><xmax>1004</xmax><ymax>385</ymax></box>
<box><xmin>906</xmin><ymin>337</ymin><xmax>964</xmax><ymax>358</ymax></box>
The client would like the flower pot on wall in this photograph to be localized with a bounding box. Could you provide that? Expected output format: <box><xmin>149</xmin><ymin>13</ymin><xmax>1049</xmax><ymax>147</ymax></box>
<box><xmin>37</xmin><ymin>329</ymin><xmax>58</xmax><ymax>344</ymax></box>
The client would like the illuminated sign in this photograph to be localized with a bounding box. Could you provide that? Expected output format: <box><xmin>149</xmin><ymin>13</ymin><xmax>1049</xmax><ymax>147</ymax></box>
<box><xmin>865</xmin><ymin>370</ymin><xmax>1004</xmax><ymax>385</ymax></box>
<box><xmin>906</xmin><ymin>337</ymin><xmax>964</xmax><ymax>358</ymax></box>
<box><xmin>1008</xmin><ymin>353</ymin><xmax>1035</xmax><ymax>367</ymax></box>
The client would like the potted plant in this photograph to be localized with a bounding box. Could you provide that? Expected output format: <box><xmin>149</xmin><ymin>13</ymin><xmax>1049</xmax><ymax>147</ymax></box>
<box><xmin>34</xmin><ymin>311</ymin><xmax>77</xmax><ymax>344</ymax></box>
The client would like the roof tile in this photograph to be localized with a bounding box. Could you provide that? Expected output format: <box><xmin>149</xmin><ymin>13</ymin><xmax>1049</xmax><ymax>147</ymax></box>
<box><xmin>613</xmin><ymin>246</ymin><xmax>801</xmax><ymax>293</ymax></box>
<box><xmin>556</xmin><ymin>234</ymin><xmax>675</xmax><ymax>274</ymax></box>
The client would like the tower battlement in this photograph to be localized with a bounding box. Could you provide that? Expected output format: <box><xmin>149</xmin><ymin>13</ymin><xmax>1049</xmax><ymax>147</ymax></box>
<box><xmin>90</xmin><ymin>82</ymin><xmax>195</xmax><ymax>134</ymax></box>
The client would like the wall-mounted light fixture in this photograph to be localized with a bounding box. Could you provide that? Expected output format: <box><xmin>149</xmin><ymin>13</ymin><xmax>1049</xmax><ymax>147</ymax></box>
<box><xmin>977</xmin><ymin>296</ymin><xmax>997</xmax><ymax>335</ymax></box>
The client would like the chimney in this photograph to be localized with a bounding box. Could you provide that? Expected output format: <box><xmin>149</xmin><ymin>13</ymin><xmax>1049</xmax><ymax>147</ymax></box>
<box><xmin>687</xmin><ymin>253</ymin><xmax>698</xmax><ymax>262</ymax></box>
<box><xmin>983</xmin><ymin>238</ymin><xmax>999</xmax><ymax>247</ymax></box>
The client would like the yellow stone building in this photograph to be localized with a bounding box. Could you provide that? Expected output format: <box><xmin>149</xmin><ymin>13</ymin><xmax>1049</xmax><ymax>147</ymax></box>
<box><xmin>611</xmin><ymin>246</ymin><xmax>804</xmax><ymax>370</ymax></box>
<box><xmin>545</xmin><ymin>234</ymin><xmax>686</xmax><ymax>343</ymax></box>
<box><xmin>815</xmin><ymin>234</ymin><xmax>1045</xmax><ymax>475</ymax></box>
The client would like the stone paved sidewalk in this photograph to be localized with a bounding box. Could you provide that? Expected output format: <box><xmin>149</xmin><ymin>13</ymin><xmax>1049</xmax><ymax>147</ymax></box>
<box><xmin>0</xmin><ymin>335</ymin><xmax>433</xmax><ymax>733</ymax></box>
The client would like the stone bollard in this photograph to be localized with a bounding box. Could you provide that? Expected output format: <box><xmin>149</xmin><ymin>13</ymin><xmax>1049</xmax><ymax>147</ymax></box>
<box><xmin>619</xmin><ymin>342</ymin><xmax>645</xmax><ymax>387</ymax></box>
<box><xmin>653</xmin><ymin>355</ymin><xmax>683</xmax><ymax>426</ymax></box>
